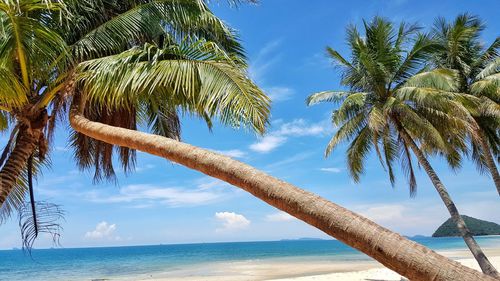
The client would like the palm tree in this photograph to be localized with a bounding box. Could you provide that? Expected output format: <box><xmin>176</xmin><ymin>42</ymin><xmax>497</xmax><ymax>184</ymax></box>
<box><xmin>70</xmin><ymin>98</ymin><xmax>497</xmax><ymax>281</ymax></box>
<box><xmin>430</xmin><ymin>14</ymin><xmax>500</xmax><ymax>196</ymax></box>
<box><xmin>306</xmin><ymin>17</ymin><xmax>499</xmax><ymax>277</ymax></box>
<box><xmin>0</xmin><ymin>0</ymin><xmax>263</xmax><ymax>247</ymax></box>
<box><xmin>0</xmin><ymin>2</ymin><xmax>497</xmax><ymax>280</ymax></box>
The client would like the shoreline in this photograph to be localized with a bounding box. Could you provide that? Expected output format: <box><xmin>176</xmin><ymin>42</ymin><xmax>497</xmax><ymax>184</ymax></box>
<box><xmin>130</xmin><ymin>248</ymin><xmax>500</xmax><ymax>281</ymax></box>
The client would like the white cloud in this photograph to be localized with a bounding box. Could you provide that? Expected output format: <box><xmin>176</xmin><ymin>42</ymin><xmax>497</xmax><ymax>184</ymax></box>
<box><xmin>266</xmin><ymin>87</ymin><xmax>294</xmax><ymax>102</ymax></box>
<box><xmin>265</xmin><ymin>211</ymin><xmax>296</xmax><ymax>222</ymax></box>
<box><xmin>215</xmin><ymin>212</ymin><xmax>250</xmax><ymax>232</ymax></box>
<box><xmin>265</xmin><ymin>152</ymin><xmax>315</xmax><ymax>170</ymax></box>
<box><xmin>320</xmin><ymin>167</ymin><xmax>342</xmax><ymax>173</ymax></box>
<box><xmin>249</xmin><ymin>40</ymin><xmax>282</xmax><ymax>82</ymax></box>
<box><xmin>248</xmin><ymin>40</ymin><xmax>293</xmax><ymax>104</ymax></box>
<box><xmin>85</xmin><ymin>222</ymin><xmax>117</xmax><ymax>240</ymax></box>
<box><xmin>276</xmin><ymin>119</ymin><xmax>325</xmax><ymax>137</ymax></box>
<box><xmin>249</xmin><ymin>135</ymin><xmax>286</xmax><ymax>153</ymax></box>
<box><xmin>250</xmin><ymin>119</ymin><xmax>329</xmax><ymax>153</ymax></box>
<box><xmin>213</xmin><ymin>149</ymin><xmax>247</xmax><ymax>159</ymax></box>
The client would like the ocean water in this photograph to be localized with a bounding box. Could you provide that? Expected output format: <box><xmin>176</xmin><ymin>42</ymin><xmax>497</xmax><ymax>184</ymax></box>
<box><xmin>1</xmin><ymin>236</ymin><xmax>499</xmax><ymax>281</ymax></box>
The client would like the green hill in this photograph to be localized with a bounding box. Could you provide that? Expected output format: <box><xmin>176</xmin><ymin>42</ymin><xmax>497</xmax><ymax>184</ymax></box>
<box><xmin>432</xmin><ymin>215</ymin><xmax>500</xmax><ymax>237</ymax></box>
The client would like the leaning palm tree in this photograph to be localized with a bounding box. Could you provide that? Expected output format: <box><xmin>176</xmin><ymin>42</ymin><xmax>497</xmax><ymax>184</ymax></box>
<box><xmin>0</xmin><ymin>2</ymin><xmax>497</xmax><ymax>280</ymax></box>
<box><xmin>69</xmin><ymin>101</ymin><xmax>497</xmax><ymax>281</ymax></box>
<box><xmin>431</xmin><ymin>14</ymin><xmax>500</xmax><ymax>196</ymax></box>
<box><xmin>307</xmin><ymin>17</ymin><xmax>499</xmax><ymax>277</ymax></box>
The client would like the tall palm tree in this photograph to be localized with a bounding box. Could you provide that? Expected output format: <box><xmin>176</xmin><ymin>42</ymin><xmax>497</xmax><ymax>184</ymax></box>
<box><xmin>0</xmin><ymin>0</ymin><xmax>264</xmax><ymax>247</ymax></box>
<box><xmin>430</xmin><ymin>14</ymin><xmax>500</xmax><ymax>195</ymax></box>
<box><xmin>307</xmin><ymin>17</ymin><xmax>499</xmax><ymax>277</ymax></box>
<box><xmin>0</xmin><ymin>2</ymin><xmax>497</xmax><ymax>280</ymax></box>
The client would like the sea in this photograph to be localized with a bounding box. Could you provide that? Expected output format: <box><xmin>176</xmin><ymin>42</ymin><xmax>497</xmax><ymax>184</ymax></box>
<box><xmin>1</xmin><ymin>236</ymin><xmax>499</xmax><ymax>281</ymax></box>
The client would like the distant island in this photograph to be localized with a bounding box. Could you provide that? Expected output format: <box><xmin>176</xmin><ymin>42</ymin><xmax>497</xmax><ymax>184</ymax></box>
<box><xmin>433</xmin><ymin>215</ymin><xmax>500</xmax><ymax>237</ymax></box>
<box><xmin>404</xmin><ymin>235</ymin><xmax>428</xmax><ymax>239</ymax></box>
<box><xmin>280</xmin><ymin>238</ymin><xmax>325</xmax><ymax>241</ymax></box>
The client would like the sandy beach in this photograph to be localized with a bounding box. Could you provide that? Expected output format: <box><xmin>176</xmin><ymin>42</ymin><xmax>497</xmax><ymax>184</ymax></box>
<box><xmin>270</xmin><ymin>256</ymin><xmax>500</xmax><ymax>281</ymax></box>
<box><xmin>134</xmin><ymin>248</ymin><xmax>500</xmax><ymax>281</ymax></box>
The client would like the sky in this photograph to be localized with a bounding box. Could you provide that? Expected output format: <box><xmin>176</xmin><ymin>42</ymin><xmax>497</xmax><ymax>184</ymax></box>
<box><xmin>1</xmin><ymin>0</ymin><xmax>499</xmax><ymax>249</ymax></box>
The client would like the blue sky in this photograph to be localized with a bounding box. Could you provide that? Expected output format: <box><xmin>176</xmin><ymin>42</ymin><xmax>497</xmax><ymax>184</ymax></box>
<box><xmin>1</xmin><ymin>0</ymin><xmax>499</xmax><ymax>249</ymax></box>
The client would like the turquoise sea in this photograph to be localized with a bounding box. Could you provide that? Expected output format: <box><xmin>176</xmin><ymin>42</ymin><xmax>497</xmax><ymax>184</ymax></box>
<box><xmin>1</xmin><ymin>236</ymin><xmax>500</xmax><ymax>281</ymax></box>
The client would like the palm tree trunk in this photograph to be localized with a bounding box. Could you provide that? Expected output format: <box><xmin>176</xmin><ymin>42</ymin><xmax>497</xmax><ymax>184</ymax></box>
<box><xmin>399</xmin><ymin>128</ymin><xmax>499</xmax><ymax>278</ymax></box>
<box><xmin>69</xmin><ymin>107</ymin><xmax>498</xmax><ymax>281</ymax></box>
<box><xmin>476</xmin><ymin>127</ymin><xmax>500</xmax><ymax>196</ymax></box>
<box><xmin>0</xmin><ymin>127</ymin><xmax>39</xmax><ymax>206</ymax></box>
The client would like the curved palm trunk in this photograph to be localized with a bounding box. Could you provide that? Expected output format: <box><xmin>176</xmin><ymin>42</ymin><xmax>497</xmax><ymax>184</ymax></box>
<box><xmin>0</xmin><ymin>127</ymin><xmax>39</xmax><ymax>206</ymax></box>
<box><xmin>399</xmin><ymin>128</ymin><xmax>499</xmax><ymax>278</ymax></box>
<box><xmin>70</xmin><ymin>108</ymin><xmax>497</xmax><ymax>281</ymax></box>
<box><xmin>476</xmin><ymin>127</ymin><xmax>500</xmax><ymax>196</ymax></box>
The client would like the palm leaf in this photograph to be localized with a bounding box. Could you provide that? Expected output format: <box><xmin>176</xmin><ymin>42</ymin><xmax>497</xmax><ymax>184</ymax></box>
<box><xmin>77</xmin><ymin>41</ymin><xmax>269</xmax><ymax>134</ymax></box>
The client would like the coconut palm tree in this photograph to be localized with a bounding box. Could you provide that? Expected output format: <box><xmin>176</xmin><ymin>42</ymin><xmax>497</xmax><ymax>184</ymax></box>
<box><xmin>430</xmin><ymin>14</ymin><xmax>500</xmax><ymax>196</ymax></box>
<box><xmin>0</xmin><ymin>0</ymin><xmax>263</xmax><ymax>247</ymax></box>
<box><xmin>306</xmin><ymin>17</ymin><xmax>499</xmax><ymax>277</ymax></box>
<box><xmin>0</xmin><ymin>2</ymin><xmax>498</xmax><ymax>280</ymax></box>
<box><xmin>69</xmin><ymin>101</ymin><xmax>498</xmax><ymax>281</ymax></box>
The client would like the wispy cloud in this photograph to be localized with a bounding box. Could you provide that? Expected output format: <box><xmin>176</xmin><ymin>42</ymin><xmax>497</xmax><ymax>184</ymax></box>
<box><xmin>212</xmin><ymin>149</ymin><xmax>247</xmax><ymax>159</ymax></box>
<box><xmin>249</xmin><ymin>40</ymin><xmax>294</xmax><ymax>103</ymax></box>
<box><xmin>250</xmin><ymin>119</ymin><xmax>330</xmax><ymax>153</ymax></box>
<box><xmin>265</xmin><ymin>87</ymin><xmax>295</xmax><ymax>102</ymax></box>
<box><xmin>265</xmin><ymin>211</ymin><xmax>296</xmax><ymax>222</ymax></box>
<box><xmin>320</xmin><ymin>167</ymin><xmax>342</xmax><ymax>173</ymax></box>
<box><xmin>249</xmin><ymin>39</ymin><xmax>282</xmax><ymax>82</ymax></box>
<box><xmin>265</xmin><ymin>151</ymin><xmax>315</xmax><ymax>170</ymax></box>
<box><xmin>215</xmin><ymin>212</ymin><xmax>250</xmax><ymax>233</ymax></box>
<box><xmin>87</xmin><ymin>184</ymin><xmax>225</xmax><ymax>207</ymax></box>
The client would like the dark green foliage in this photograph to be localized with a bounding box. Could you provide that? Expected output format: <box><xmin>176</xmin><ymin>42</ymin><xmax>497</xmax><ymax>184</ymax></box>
<box><xmin>432</xmin><ymin>215</ymin><xmax>500</xmax><ymax>237</ymax></box>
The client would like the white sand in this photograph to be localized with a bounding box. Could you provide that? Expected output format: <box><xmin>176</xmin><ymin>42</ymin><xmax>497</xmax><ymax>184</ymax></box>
<box><xmin>269</xmin><ymin>257</ymin><xmax>500</xmax><ymax>281</ymax></box>
<box><xmin>134</xmin><ymin>248</ymin><xmax>500</xmax><ymax>281</ymax></box>
<box><xmin>269</xmin><ymin>249</ymin><xmax>500</xmax><ymax>281</ymax></box>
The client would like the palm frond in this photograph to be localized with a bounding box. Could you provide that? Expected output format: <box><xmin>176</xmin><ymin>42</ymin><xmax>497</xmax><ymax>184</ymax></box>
<box><xmin>19</xmin><ymin>201</ymin><xmax>64</xmax><ymax>252</ymax></box>
<box><xmin>325</xmin><ymin>111</ymin><xmax>367</xmax><ymax>157</ymax></box>
<box><xmin>332</xmin><ymin>92</ymin><xmax>367</xmax><ymax>124</ymax></box>
<box><xmin>0</xmin><ymin>67</ymin><xmax>28</xmax><ymax>108</ymax></box>
<box><xmin>140</xmin><ymin>101</ymin><xmax>181</xmax><ymax>140</ymax></box>
<box><xmin>70</xmin><ymin>102</ymin><xmax>137</xmax><ymax>182</ymax></box>
<box><xmin>70</xmin><ymin>0</ymin><xmax>245</xmax><ymax>61</ymax></box>
<box><xmin>306</xmin><ymin>91</ymin><xmax>358</xmax><ymax>106</ymax></box>
<box><xmin>346</xmin><ymin>126</ymin><xmax>372</xmax><ymax>182</ymax></box>
<box><xmin>77</xmin><ymin>41</ymin><xmax>269</xmax><ymax>134</ymax></box>
<box><xmin>326</xmin><ymin>47</ymin><xmax>353</xmax><ymax>68</ymax></box>
<box><xmin>398</xmin><ymin>138</ymin><xmax>417</xmax><ymax>196</ymax></box>
<box><xmin>382</xmin><ymin>125</ymin><xmax>398</xmax><ymax>186</ymax></box>
<box><xmin>393</xmin><ymin>33</ymin><xmax>437</xmax><ymax>85</ymax></box>
<box><xmin>0</xmin><ymin>7</ymin><xmax>70</xmax><ymax>87</ymax></box>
